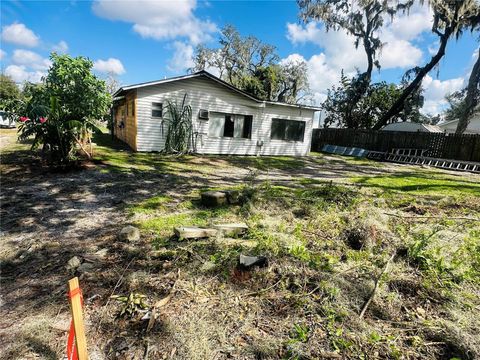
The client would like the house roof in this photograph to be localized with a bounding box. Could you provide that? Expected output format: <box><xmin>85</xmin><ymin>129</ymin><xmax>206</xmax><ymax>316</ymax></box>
<box><xmin>113</xmin><ymin>70</ymin><xmax>322</xmax><ymax>111</ymax></box>
<box><xmin>382</xmin><ymin>122</ymin><xmax>443</xmax><ymax>133</ymax></box>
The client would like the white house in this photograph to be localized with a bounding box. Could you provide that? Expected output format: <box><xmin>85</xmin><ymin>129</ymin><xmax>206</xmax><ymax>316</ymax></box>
<box><xmin>112</xmin><ymin>71</ymin><xmax>320</xmax><ymax>156</ymax></box>
<box><xmin>381</xmin><ymin>122</ymin><xmax>443</xmax><ymax>133</ymax></box>
<box><xmin>438</xmin><ymin>114</ymin><xmax>480</xmax><ymax>134</ymax></box>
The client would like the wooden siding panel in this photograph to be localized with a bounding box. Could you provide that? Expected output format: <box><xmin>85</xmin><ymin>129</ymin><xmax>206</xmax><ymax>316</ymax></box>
<box><xmin>136</xmin><ymin>77</ymin><xmax>315</xmax><ymax>155</ymax></box>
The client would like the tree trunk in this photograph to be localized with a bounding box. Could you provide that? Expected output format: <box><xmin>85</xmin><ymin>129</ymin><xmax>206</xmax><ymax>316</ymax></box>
<box><xmin>455</xmin><ymin>48</ymin><xmax>480</xmax><ymax>134</ymax></box>
<box><xmin>373</xmin><ymin>28</ymin><xmax>452</xmax><ymax>130</ymax></box>
<box><xmin>344</xmin><ymin>8</ymin><xmax>375</xmax><ymax>127</ymax></box>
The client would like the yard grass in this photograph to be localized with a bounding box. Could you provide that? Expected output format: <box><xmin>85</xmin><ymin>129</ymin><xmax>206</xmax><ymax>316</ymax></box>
<box><xmin>1</xmin><ymin>128</ymin><xmax>479</xmax><ymax>360</ymax></box>
<box><xmin>350</xmin><ymin>171</ymin><xmax>480</xmax><ymax>197</ymax></box>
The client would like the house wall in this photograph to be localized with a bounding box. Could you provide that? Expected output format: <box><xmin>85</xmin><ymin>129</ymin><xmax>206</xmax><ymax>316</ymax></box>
<box><xmin>439</xmin><ymin>115</ymin><xmax>480</xmax><ymax>134</ymax></box>
<box><xmin>114</xmin><ymin>90</ymin><xmax>137</xmax><ymax>150</ymax></box>
<box><xmin>382</xmin><ymin>122</ymin><xmax>431</xmax><ymax>132</ymax></box>
<box><xmin>135</xmin><ymin>76</ymin><xmax>315</xmax><ymax>156</ymax></box>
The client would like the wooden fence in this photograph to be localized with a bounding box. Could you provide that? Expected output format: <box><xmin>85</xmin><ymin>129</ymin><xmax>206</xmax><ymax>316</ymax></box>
<box><xmin>311</xmin><ymin>128</ymin><xmax>480</xmax><ymax>162</ymax></box>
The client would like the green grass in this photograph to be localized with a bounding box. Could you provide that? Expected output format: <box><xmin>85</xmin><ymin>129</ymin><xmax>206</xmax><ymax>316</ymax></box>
<box><xmin>350</xmin><ymin>171</ymin><xmax>480</xmax><ymax>197</ymax></box>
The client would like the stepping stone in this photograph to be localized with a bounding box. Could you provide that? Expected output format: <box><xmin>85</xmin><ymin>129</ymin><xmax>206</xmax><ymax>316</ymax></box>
<box><xmin>238</xmin><ymin>254</ymin><xmax>268</xmax><ymax>270</ymax></box>
<box><xmin>201</xmin><ymin>191</ymin><xmax>227</xmax><ymax>207</ymax></box>
<box><xmin>119</xmin><ymin>225</ymin><xmax>141</xmax><ymax>242</ymax></box>
<box><xmin>174</xmin><ymin>226</ymin><xmax>218</xmax><ymax>240</ymax></box>
<box><xmin>213</xmin><ymin>223</ymin><xmax>248</xmax><ymax>237</ymax></box>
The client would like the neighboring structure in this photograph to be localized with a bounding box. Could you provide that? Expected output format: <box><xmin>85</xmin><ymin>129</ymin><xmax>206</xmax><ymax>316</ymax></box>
<box><xmin>381</xmin><ymin>122</ymin><xmax>443</xmax><ymax>133</ymax></box>
<box><xmin>438</xmin><ymin>114</ymin><xmax>480</xmax><ymax>134</ymax></box>
<box><xmin>0</xmin><ymin>111</ymin><xmax>15</xmax><ymax>128</ymax></box>
<box><xmin>112</xmin><ymin>71</ymin><xmax>319</xmax><ymax>156</ymax></box>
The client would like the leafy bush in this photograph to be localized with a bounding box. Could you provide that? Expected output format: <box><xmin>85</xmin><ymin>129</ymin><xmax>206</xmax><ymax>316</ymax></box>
<box><xmin>17</xmin><ymin>53</ymin><xmax>111</xmax><ymax>165</ymax></box>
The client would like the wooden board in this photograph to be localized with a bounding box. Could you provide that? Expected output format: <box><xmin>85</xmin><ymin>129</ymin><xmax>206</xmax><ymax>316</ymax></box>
<box><xmin>68</xmin><ymin>277</ymin><xmax>88</xmax><ymax>360</ymax></box>
<box><xmin>213</xmin><ymin>223</ymin><xmax>248</xmax><ymax>237</ymax></box>
<box><xmin>174</xmin><ymin>226</ymin><xmax>218</xmax><ymax>239</ymax></box>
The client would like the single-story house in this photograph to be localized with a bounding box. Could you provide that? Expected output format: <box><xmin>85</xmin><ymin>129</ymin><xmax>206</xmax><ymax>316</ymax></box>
<box><xmin>381</xmin><ymin>122</ymin><xmax>443</xmax><ymax>133</ymax></box>
<box><xmin>112</xmin><ymin>71</ymin><xmax>320</xmax><ymax>156</ymax></box>
<box><xmin>438</xmin><ymin>114</ymin><xmax>480</xmax><ymax>134</ymax></box>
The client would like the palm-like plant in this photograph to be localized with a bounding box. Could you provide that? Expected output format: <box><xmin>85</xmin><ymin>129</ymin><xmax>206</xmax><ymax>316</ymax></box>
<box><xmin>162</xmin><ymin>94</ymin><xmax>195</xmax><ymax>154</ymax></box>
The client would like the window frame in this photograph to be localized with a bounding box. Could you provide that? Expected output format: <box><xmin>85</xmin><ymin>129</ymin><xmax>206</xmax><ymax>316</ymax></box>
<box><xmin>208</xmin><ymin>113</ymin><xmax>254</xmax><ymax>140</ymax></box>
<box><xmin>151</xmin><ymin>102</ymin><xmax>163</xmax><ymax>118</ymax></box>
<box><xmin>270</xmin><ymin>118</ymin><xmax>306</xmax><ymax>142</ymax></box>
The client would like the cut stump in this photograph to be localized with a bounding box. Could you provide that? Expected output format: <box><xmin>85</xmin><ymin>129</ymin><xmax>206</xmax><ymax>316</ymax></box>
<box><xmin>201</xmin><ymin>191</ymin><xmax>227</xmax><ymax>207</ymax></box>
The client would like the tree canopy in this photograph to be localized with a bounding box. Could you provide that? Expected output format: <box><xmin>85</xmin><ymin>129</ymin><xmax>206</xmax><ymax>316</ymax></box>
<box><xmin>454</xmin><ymin>47</ymin><xmax>480</xmax><ymax>133</ymax></box>
<box><xmin>298</xmin><ymin>0</ymin><xmax>414</xmax><ymax>126</ymax></box>
<box><xmin>373</xmin><ymin>0</ymin><xmax>480</xmax><ymax>129</ymax></box>
<box><xmin>191</xmin><ymin>25</ymin><xmax>310</xmax><ymax>104</ymax></box>
<box><xmin>0</xmin><ymin>74</ymin><xmax>23</xmax><ymax>116</ymax></box>
<box><xmin>18</xmin><ymin>53</ymin><xmax>111</xmax><ymax>165</ymax></box>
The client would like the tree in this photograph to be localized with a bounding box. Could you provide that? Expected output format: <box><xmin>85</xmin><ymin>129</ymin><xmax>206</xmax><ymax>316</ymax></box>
<box><xmin>105</xmin><ymin>72</ymin><xmax>121</xmax><ymax>96</ymax></box>
<box><xmin>455</xmin><ymin>47</ymin><xmax>480</xmax><ymax>133</ymax></box>
<box><xmin>18</xmin><ymin>53</ymin><xmax>111</xmax><ymax>165</ymax></box>
<box><xmin>373</xmin><ymin>0</ymin><xmax>480</xmax><ymax>129</ymax></box>
<box><xmin>191</xmin><ymin>25</ymin><xmax>309</xmax><ymax>103</ymax></box>
<box><xmin>0</xmin><ymin>74</ymin><xmax>23</xmax><ymax>119</ymax></box>
<box><xmin>322</xmin><ymin>73</ymin><xmax>423</xmax><ymax>128</ymax></box>
<box><xmin>298</xmin><ymin>0</ymin><xmax>413</xmax><ymax>125</ymax></box>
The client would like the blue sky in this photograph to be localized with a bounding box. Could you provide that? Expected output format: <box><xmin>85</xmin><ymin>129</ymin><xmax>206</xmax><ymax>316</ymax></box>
<box><xmin>1</xmin><ymin>0</ymin><xmax>478</xmax><ymax>115</ymax></box>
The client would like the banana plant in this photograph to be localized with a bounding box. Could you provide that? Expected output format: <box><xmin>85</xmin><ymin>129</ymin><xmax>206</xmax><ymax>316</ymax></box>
<box><xmin>18</xmin><ymin>95</ymin><xmax>100</xmax><ymax>165</ymax></box>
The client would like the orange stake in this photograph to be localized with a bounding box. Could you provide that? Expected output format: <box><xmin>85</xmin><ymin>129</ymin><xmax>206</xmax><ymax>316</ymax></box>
<box><xmin>68</xmin><ymin>277</ymin><xmax>88</xmax><ymax>360</ymax></box>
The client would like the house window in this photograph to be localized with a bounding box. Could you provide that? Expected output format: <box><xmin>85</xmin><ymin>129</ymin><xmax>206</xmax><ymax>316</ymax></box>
<box><xmin>271</xmin><ymin>118</ymin><xmax>305</xmax><ymax>142</ymax></box>
<box><xmin>210</xmin><ymin>113</ymin><xmax>253</xmax><ymax>139</ymax></box>
<box><xmin>152</xmin><ymin>102</ymin><xmax>163</xmax><ymax>118</ymax></box>
<box><xmin>243</xmin><ymin>115</ymin><xmax>253</xmax><ymax>139</ymax></box>
<box><xmin>131</xmin><ymin>101</ymin><xmax>135</xmax><ymax>116</ymax></box>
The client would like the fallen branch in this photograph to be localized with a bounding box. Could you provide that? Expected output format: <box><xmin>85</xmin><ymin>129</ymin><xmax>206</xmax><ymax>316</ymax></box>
<box><xmin>384</xmin><ymin>212</ymin><xmax>479</xmax><ymax>222</ymax></box>
<box><xmin>359</xmin><ymin>251</ymin><xmax>396</xmax><ymax>318</ymax></box>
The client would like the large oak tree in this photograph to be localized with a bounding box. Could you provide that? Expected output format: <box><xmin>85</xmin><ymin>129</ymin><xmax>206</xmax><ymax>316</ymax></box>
<box><xmin>373</xmin><ymin>0</ymin><xmax>480</xmax><ymax>129</ymax></box>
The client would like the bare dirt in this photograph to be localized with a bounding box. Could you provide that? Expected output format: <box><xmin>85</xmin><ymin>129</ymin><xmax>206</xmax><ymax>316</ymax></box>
<box><xmin>1</xmin><ymin>131</ymin><xmax>478</xmax><ymax>360</ymax></box>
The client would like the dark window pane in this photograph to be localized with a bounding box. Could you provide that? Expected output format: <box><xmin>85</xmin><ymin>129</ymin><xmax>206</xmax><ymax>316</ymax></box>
<box><xmin>131</xmin><ymin>101</ymin><xmax>135</xmax><ymax>116</ymax></box>
<box><xmin>271</xmin><ymin>118</ymin><xmax>305</xmax><ymax>142</ymax></box>
<box><xmin>152</xmin><ymin>109</ymin><xmax>162</xmax><ymax>117</ymax></box>
<box><xmin>296</xmin><ymin>121</ymin><xmax>305</xmax><ymax>141</ymax></box>
<box><xmin>271</xmin><ymin>118</ymin><xmax>286</xmax><ymax>140</ymax></box>
<box><xmin>242</xmin><ymin>115</ymin><xmax>253</xmax><ymax>139</ymax></box>
<box><xmin>223</xmin><ymin>115</ymin><xmax>234</xmax><ymax>137</ymax></box>
<box><xmin>152</xmin><ymin>102</ymin><xmax>162</xmax><ymax>118</ymax></box>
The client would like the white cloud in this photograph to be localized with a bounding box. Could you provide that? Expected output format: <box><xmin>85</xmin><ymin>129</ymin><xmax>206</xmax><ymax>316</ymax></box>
<box><xmin>421</xmin><ymin>75</ymin><xmax>465</xmax><ymax>115</ymax></box>
<box><xmin>12</xmin><ymin>49</ymin><xmax>51</xmax><ymax>70</ymax></box>
<box><xmin>93</xmin><ymin>58</ymin><xmax>126</xmax><ymax>75</ymax></box>
<box><xmin>168</xmin><ymin>41</ymin><xmax>194</xmax><ymax>72</ymax></box>
<box><xmin>53</xmin><ymin>40</ymin><xmax>69</xmax><ymax>53</ymax></box>
<box><xmin>92</xmin><ymin>0</ymin><xmax>217</xmax><ymax>45</ymax></box>
<box><xmin>384</xmin><ymin>4</ymin><xmax>433</xmax><ymax>41</ymax></box>
<box><xmin>5</xmin><ymin>65</ymin><xmax>45</xmax><ymax>83</ymax></box>
<box><xmin>379</xmin><ymin>37</ymin><xmax>423</xmax><ymax>69</ymax></box>
<box><xmin>1</xmin><ymin>23</ymin><xmax>40</xmax><ymax>47</ymax></box>
<box><xmin>287</xmin><ymin>22</ymin><xmax>366</xmax><ymax>72</ymax></box>
<box><xmin>0</xmin><ymin>49</ymin><xmax>6</xmax><ymax>60</ymax></box>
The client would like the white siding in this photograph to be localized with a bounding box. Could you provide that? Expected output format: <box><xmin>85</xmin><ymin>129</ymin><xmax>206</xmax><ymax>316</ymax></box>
<box><xmin>438</xmin><ymin>115</ymin><xmax>480</xmax><ymax>134</ymax></box>
<box><xmin>136</xmin><ymin>76</ymin><xmax>315</xmax><ymax>155</ymax></box>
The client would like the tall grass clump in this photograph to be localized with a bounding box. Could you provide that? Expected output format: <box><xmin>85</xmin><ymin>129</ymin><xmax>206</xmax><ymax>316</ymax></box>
<box><xmin>162</xmin><ymin>94</ymin><xmax>195</xmax><ymax>154</ymax></box>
